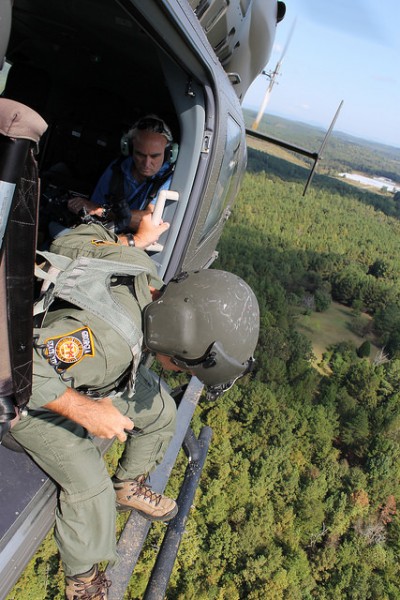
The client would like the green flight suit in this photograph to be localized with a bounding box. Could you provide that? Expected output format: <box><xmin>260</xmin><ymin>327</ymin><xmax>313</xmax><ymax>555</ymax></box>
<box><xmin>10</xmin><ymin>225</ymin><xmax>177</xmax><ymax>576</ymax></box>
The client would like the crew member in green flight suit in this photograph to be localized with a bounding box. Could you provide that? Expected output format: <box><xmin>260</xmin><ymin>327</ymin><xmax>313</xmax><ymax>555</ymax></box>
<box><xmin>9</xmin><ymin>213</ymin><xmax>260</xmax><ymax>600</ymax></box>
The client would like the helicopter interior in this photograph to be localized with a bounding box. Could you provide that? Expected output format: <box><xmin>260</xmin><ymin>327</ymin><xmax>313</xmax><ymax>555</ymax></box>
<box><xmin>2</xmin><ymin>0</ymin><xmax>210</xmax><ymax>270</ymax></box>
<box><xmin>2</xmin><ymin>0</ymin><xmax>287</xmax><ymax>282</ymax></box>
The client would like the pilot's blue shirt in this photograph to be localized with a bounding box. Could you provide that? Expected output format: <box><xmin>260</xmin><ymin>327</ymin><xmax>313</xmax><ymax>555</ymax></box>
<box><xmin>91</xmin><ymin>156</ymin><xmax>172</xmax><ymax>210</ymax></box>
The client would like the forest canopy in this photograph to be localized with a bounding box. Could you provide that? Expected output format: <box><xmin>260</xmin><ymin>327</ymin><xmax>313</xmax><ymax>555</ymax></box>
<box><xmin>164</xmin><ymin>146</ymin><xmax>400</xmax><ymax>599</ymax></box>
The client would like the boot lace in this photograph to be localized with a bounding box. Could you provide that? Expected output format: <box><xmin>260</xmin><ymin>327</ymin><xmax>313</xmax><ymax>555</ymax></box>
<box><xmin>70</xmin><ymin>570</ymin><xmax>111</xmax><ymax>599</ymax></box>
<box><xmin>129</xmin><ymin>475</ymin><xmax>162</xmax><ymax>506</ymax></box>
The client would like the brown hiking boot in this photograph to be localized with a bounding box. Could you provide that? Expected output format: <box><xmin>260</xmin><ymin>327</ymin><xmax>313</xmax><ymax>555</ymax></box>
<box><xmin>65</xmin><ymin>564</ymin><xmax>111</xmax><ymax>599</ymax></box>
<box><xmin>114</xmin><ymin>475</ymin><xmax>178</xmax><ymax>521</ymax></box>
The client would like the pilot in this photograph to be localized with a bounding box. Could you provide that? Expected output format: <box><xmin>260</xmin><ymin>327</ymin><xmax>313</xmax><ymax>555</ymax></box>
<box><xmin>67</xmin><ymin>114</ymin><xmax>176</xmax><ymax>233</ymax></box>
<box><xmin>9</xmin><ymin>216</ymin><xmax>260</xmax><ymax>599</ymax></box>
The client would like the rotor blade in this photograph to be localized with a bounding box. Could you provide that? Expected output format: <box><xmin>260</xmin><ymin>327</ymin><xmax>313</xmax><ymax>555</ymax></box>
<box><xmin>252</xmin><ymin>19</ymin><xmax>296</xmax><ymax>130</ymax></box>
<box><xmin>251</xmin><ymin>85</ymin><xmax>274</xmax><ymax>130</ymax></box>
<box><xmin>279</xmin><ymin>18</ymin><xmax>297</xmax><ymax>63</ymax></box>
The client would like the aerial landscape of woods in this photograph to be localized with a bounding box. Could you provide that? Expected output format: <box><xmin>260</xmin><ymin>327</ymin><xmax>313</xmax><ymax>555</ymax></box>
<box><xmin>8</xmin><ymin>120</ymin><xmax>400</xmax><ymax>599</ymax></box>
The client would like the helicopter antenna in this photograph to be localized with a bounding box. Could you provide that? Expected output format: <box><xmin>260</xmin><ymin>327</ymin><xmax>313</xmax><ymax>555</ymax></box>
<box><xmin>303</xmin><ymin>99</ymin><xmax>344</xmax><ymax>195</ymax></box>
<box><xmin>252</xmin><ymin>19</ymin><xmax>296</xmax><ymax>131</ymax></box>
<box><xmin>246</xmin><ymin>100</ymin><xmax>344</xmax><ymax>195</ymax></box>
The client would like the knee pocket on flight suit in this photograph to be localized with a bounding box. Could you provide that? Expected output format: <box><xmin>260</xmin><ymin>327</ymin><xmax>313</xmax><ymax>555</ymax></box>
<box><xmin>58</xmin><ymin>473</ymin><xmax>114</xmax><ymax>505</ymax></box>
<box><xmin>147</xmin><ymin>432</ymin><xmax>174</xmax><ymax>468</ymax></box>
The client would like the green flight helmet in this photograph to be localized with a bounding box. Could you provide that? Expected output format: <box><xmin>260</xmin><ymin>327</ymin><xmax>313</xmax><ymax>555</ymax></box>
<box><xmin>143</xmin><ymin>270</ymin><xmax>260</xmax><ymax>398</ymax></box>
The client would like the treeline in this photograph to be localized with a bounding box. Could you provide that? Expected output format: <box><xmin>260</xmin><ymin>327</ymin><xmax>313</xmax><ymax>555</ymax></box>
<box><xmin>244</xmin><ymin>109</ymin><xmax>400</xmax><ymax>182</ymax></box>
<box><xmin>247</xmin><ymin>147</ymin><xmax>400</xmax><ymax>228</ymax></box>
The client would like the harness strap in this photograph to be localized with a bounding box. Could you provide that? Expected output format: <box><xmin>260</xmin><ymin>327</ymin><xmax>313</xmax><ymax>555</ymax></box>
<box><xmin>34</xmin><ymin>249</ymin><xmax>155</xmax><ymax>394</ymax></box>
<box><xmin>107</xmin><ymin>157</ymin><xmax>174</xmax><ymax>210</ymax></box>
<box><xmin>142</xmin><ymin>164</ymin><xmax>175</xmax><ymax>209</ymax></box>
<box><xmin>36</xmin><ymin>250</ymin><xmax>150</xmax><ymax>344</ymax></box>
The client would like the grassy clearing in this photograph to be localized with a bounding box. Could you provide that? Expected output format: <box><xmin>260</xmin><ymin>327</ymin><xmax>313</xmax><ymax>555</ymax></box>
<box><xmin>296</xmin><ymin>302</ymin><xmax>382</xmax><ymax>370</ymax></box>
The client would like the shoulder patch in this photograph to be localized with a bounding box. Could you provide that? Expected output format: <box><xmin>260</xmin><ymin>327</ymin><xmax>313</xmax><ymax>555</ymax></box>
<box><xmin>91</xmin><ymin>238</ymin><xmax>119</xmax><ymax>246</ymax></box>
<box><xmin>44</xmin><ymin>327</ymin><xmax>95</xmax><ymax>372</ymax></box>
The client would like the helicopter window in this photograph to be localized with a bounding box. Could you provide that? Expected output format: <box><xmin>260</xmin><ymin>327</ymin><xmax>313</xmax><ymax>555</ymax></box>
<box><xmin>200</xmin><ymin>115</ymin><xmax>241</xmax><ymax>240</ymax></box>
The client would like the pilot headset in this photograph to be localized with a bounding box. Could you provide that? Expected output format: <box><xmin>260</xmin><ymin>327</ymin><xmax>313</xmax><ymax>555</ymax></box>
<box><xmin>120</xmin><ymin>114</ymin><xmax>179</xmax><ymax>164</ymax></box>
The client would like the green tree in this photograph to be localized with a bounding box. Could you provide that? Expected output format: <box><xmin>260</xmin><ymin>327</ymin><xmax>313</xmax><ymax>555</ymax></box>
<box><xmin>314</xmin><ymin>288</ymin><xmax>332</xmax><ymax>312</ymax></box>
<box><xmin>386</xmin><ymin>330</ymin><xmax>400</xmax><ymax>359</ymax></box>
<box><xmin>357</xmin><ymin>340</ymin><xmax>371</xmax><ymax>358</ymax></box>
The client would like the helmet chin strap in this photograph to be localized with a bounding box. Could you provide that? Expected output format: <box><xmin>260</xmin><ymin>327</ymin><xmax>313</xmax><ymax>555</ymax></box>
<box><xmin>205</xmin><ymin>356</ymin><xmax>256</xmax><ymax>401</ymax></box>
<box><xmin>172</xmin><ymin>341</ymin><xmax>256</xmax><ymax>399</ymax></box>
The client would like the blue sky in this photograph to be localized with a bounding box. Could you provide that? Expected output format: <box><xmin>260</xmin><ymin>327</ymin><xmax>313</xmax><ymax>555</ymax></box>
<box><xmin>243</xmin><ymin>0</ymin><xmax>400</xmax><ymax>148</ymax></box>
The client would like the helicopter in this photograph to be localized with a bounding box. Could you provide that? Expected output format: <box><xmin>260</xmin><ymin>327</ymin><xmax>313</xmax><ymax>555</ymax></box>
<box><xmin>0</xmin><ymin>1</ymin><xmax>289</xmax><ymax>597</ymax></box>
<box><xmin>0</xmin><ymin>0</ymin><xmax>286</xmax><ymax>280</ymax></box>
